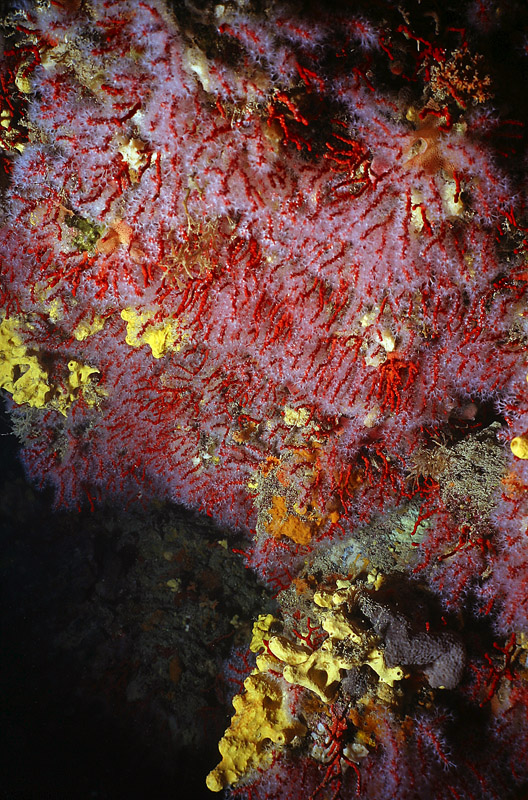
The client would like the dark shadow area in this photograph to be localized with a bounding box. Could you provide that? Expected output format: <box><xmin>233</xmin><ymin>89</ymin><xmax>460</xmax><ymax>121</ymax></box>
<box><xmin>0</xmin><ymin>406</ymin><xmax>270</xmax><ymax>800</ymax></box>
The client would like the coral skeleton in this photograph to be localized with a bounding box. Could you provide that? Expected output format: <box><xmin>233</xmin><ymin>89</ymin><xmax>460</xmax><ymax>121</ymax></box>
<box><xmin>1</xmin><ymin>0</ymin><xmax>528</xmax><ymax>797</ymax></box>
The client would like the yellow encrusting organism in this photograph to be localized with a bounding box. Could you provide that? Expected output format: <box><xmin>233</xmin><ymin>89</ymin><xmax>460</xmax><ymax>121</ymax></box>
<box><xmin>57</xmin><ymin>360</ymin><xmax>102</xmax><ymax>415</ymax></box>
<box><xmin>511</xmin><ymin>436</ymin><xmax>528</xmax><ymax>460</ymax></box>
<box><xmin>208</xmin><ymin>574</ymin><xmax>407</xmax><ymax>791</ymax></box>
<box><xmin>283</xmin><ymin>405</ymin><xmax>311</xmax><ymax>427</ymax></box>
<box><xmin>121</xmin><ymin>308</ymin><xmax>188</xmax><ymax>358</ymax></box>
<box><xmin>73</xmin><ymin>315</ymin><xmax>106</xmax><ymax>340</ymax></box>
<box><xmin>0</xmin><ymin>315</ymin><xmax>51</xmax><ymax>407</ymax></box>
<box><xmin>205</xmin><ymin>671</ymin><xmax>306</xmax><ymax>792</ymax></box>
<box><xmin>263</xmin><ymin>580</ymin><xmax>404</xmax><ymax>703</ymax></box>
<box><xmin>250</xmin><ymin>613</ymin><xmax>279</xmax><ymax>653</ymax></box>
<box><xmin>0</xmin><ymin>315</ymin><xmax>104</xmax><ymax>415</ymax></box>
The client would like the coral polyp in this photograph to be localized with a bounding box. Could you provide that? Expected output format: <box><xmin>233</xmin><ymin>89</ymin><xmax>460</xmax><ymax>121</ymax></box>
<box><xmin>2</xmin><ymin>0</ymin><xmax>528</xmax><ymax>797</ymax></box>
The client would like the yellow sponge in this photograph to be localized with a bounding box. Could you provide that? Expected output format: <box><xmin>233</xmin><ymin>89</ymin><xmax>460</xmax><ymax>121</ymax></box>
<box><xmin>0</xmin><ymin>315</ymin><xmax>103</xmax><ymax>415</ymax></box>
<box><xmin>206</xmin><ymin>672</ymin><xmax>306</xmax><ymax>792</ymax></box>
<box><xmin>121</xmin><ymin>307</ymin><xmax>187</xmax><ymax>358</ymax></box>
<box><xmin>0</xmin><ymin>316</ymin><xmax>51</xmax><ymax>407</ymax></box>
<box><xmin>511</xmin><ymin>436</ymin><xmax>528</xmax><ymax>460</ymax></box>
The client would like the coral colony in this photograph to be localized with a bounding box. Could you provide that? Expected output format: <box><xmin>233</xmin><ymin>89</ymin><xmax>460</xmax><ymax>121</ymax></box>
<box><xmin>2</xmin><ymin>0</ymin><xmax>528</xmax><ymax>797</ymax></box>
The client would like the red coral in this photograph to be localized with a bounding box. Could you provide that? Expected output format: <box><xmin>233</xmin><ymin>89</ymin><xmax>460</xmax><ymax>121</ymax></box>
<box><xmin>2</xmin><ymin>2</ymin><xmax>528</xmax><ymax>796</ymax></box>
